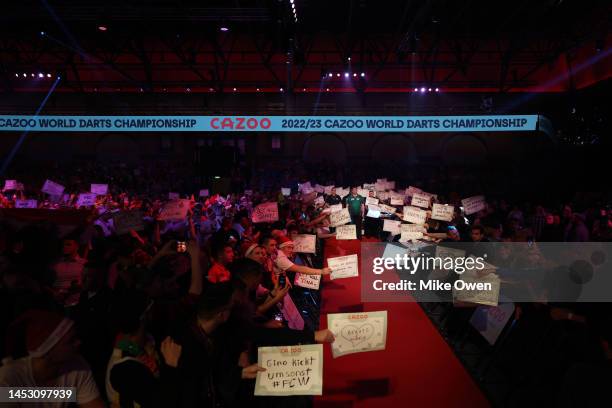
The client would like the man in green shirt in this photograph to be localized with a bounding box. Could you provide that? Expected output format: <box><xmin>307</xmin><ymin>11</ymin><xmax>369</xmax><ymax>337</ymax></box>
<box><xmin>342</xmin><ymin>187</ymin><xmax>365</xmax><ymax>239</ymax></box>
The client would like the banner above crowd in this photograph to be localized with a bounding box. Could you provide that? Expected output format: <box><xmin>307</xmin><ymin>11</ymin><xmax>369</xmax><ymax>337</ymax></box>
<box><xmin>0</xmin><ymin>115</ymin><xmax>539</xmax><ymax>133</ymax></box>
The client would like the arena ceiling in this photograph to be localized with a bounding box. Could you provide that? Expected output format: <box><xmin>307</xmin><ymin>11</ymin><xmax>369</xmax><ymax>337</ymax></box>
<box><xmin>0</xmin><ymin>0</ymin><xmax>609</xmax><ymax>94</ymax></box>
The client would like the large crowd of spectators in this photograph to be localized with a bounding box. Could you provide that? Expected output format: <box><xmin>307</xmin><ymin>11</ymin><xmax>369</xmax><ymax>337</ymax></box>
<box><xmin>0</xmin><ymin>159</ymin><xmax>611</xmax><ymax>407</ymax></box>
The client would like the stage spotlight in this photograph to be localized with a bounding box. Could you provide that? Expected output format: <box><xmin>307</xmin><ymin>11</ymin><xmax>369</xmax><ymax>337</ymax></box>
<box><xmin>328</xmin><ymin>73</ymin><xmax>333</xmax><ymax>78</ymax></box>
<box><xmin>280</xmin><ymin>87</ymin><xmax>284</xmax><ymax>92</ymax></box>
<box><xmin>348</xmin><ymin>57</ymin><xmax>351</xmax><ymax>61</ymax></box>
<box><xmin>214</xmin><ymin>176</ymin><xmax>221</xmax><ymax>179</ymax></box>
<box><xmin>47</xmin><ymin>73</ymin><xmax>52</xmax><ymax>78</ymax></box>
<box><xmin>420</xmin><ymin>87</ymin><xmax>426</xmax><ymax>92</ymax></box>
<box><xmin>303</xmin><ymin>88</ymin><xmax>306</xmax><ymax>91</ymax></box>
<box><xmin>353</xmin><ymin>73</ymin><xmax>357</xmax><ymax>77</ymax></box>
<box><xmin>326</xmin><ymin>88</ymin><xmax>330</xmax><ymax>92</ymax></box>
<box><xmin>186</xmin><ymin>87</ymin><xmax>191</xmax><ymax>92</ymax></box>
<box><xmin>40</xmin><ymin>31</ymin><xmax>46</xmax><ymax>36</ymax></box>
<box><xmin>22</xmin><ymin>73</ymin><xmax>27</xmax><ymax>77</ymax></box>
<box><xmin>97</xmin><ymin>25</ymin><xmax>108</xmax><ymax>32</ymax></box>
<box><xmin>233</xmin><ymin>87</ymin><xmax>237</xmax><ymax>91</ymax></box>
<box><xmin>344</xmin><ymin>72</ymin><xmax>349</xmax><ymax>78</ymax></box>
<box><xmin>336</xmin><ymin>73</ymin><xmax>340</xmax><ymax>77</ymax></box>
<box><xmin>256</xmin><ymin>88</ymin><xmax>260</xmax><ymax>92</ymax></box>
<box><xmin>360</xmin><ymin>72</ymin><xmax>365</xmax><ymax>77</ymax></box>
<box><xmin>428</xmin><ymin>88</ymin><xmax>432</xmax><ymax>92</ymax></box>
<box><xmin>38</xmin><ymin>73</ymin><xmax>44</xmax><ymax>78</ymax></box>
<box><xmin>220</xmin><ymin>26</ymin><xmax>229</xmax><ymax>32</ymax></box>
<box><xmin>435</xmin><ymin>88</ymin><xmax>439</xmax><ymax>92</ymax></box>
<box><xmin>31</xmin><ymin>73</ymin><xmax>35</xmax><ymax>78</ymax></box>
<box><xmin>15</xmin><ymin>73</ymin><xmax>18</xmax><ymax>77</ymax></box>
<box><xmin>414</xmin><ymin>88</ymin><xmax>418</xmax><ymax>92</ymax></box>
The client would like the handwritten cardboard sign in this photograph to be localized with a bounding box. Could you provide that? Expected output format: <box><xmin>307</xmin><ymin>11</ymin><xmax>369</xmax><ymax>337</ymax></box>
<box><xmin>90</xmin><ymin>184</ymin><xmax>108</xmax><ymax>195</ymax></box>
<box><xmin>254</xmin><ymin>344</ymin><xmax>323</xmax><ymax>396</ymax></box>
<box><xmin>390</xmin><ymin>197</ymin><xmax>404</xmax><ymax>206</ymax></box>
<box><xmin>328</xmin><ymin>254</ymin><xmax>359</xmax><ymax>280</ymax></box>
<box><xmin>293</xmin><ymin>234</ymin><xmax>316</xmax><ymax>254</ymax></box>
<box><xmin>158</xmin><ymin>199</ymin><xmax>190</xmax><ymax>221</ymax></box>
<box><xmin>329</xmin><ymin>204</ymin><xmax>343</xmax><ymax>213</ymax></box>
<box><xmin>294</xmin><ymin>273</ymin><xmax>321</xmax><ymax>290</ymax></box>
<box><xmin>329</xmin><ymin>208</ymin><xmax>351</xmax><ymax>227</ymax></box>
<box><xmin>281</xmin><ymin>188</ymin><xmax>291</xmax><ymax>196</ymax></box>
<box><xmin>3</xmin><ymin>180</ymin><xmax>23</xmax><ymax>191</ymax></box>
<box><xmin>383</xmin><ymin>219</ymin><xmax>401</xmax><ymax>236</ymax></box>
<box><xmin>252</xmin><ymin>202</ymin><xmax>279</xmax><ymax>223</ymax></box>
<box><xmin>470</xmin><ymin>301</ymin><xmax>515</xmax><ymax>345</ymax></box>
<box><xmin>335</xmin><ymin>224</ymin><xmax>357</xmax><ymax>240</ymax></box>
<box><xmin>42</xmin><ymin>180</ymin><xmax>65</xmax><ymax>196</ymax></box>
<box><xmin>402</xmin><ymin>206</ymin><xmax>427</xmax><ymax>224</ymax></box>
<box><xmin>453</xmin><ymin>274</ymin><xmax>501</xmax><ymax>307</ymax></box>
<box><xmin>76</xmin><ymin>193</ymin><xmax>97</xmax><ymax>207</ymax></box>
<box><xmin>15</xmin><ymin>199</ymin><xmax>37</xmax><ymax>209</ymax></box>
<box><xmin>431</xmin><ymin>203</ymin><xmax>454</xmax><ymax>222</ymax></box>
<box><xmin>379</xmin><ymin>204</ymin><xmax>396</xmax><ymax>214</ymax></box>
<box><xmin>400</xmin><ymin>223</ymin><xmax>424</xmax><ymax>241</ymax></box>
<box><xmin>365</xmin><ymin>197</ymin><xmax>379</xmax><ymax>206</ymax></box>
<box><xmin>199</xmin><ymin>189</ymin><xmax>210</xmax><ymax>197</ymax></box>
<box><xmin>411</xmin><ymin>192</ymin><xmax>431</xmax><ymax>208</ymax></box>
<box><xmin>405</xmin><ymin>186</ymin><xmax>422</xmax><ymax>196</ymax></box>
<box><xmin>461</xmin><ymin>195</ymin><xmax>486</xmax><ymax>215</ymax></box>
<box><xmin>328</xmin><ymin>311</ymin><xmax>388</xmax><ymax>358</ymax></box>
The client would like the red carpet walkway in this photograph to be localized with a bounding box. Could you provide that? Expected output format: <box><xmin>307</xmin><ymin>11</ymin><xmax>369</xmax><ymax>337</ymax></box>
<box><xmin>314</xmin><ymin>237</ymin><xmax>490</xmax><ymax>408</ymax></box>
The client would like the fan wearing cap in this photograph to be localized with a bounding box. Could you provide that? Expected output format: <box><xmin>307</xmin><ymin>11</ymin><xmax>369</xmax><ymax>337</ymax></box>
<box><xmin>273</xmin><ymin>235</ymin><xmax>331</xmax><ymax>279</ymax></box>
<box><xmin>0</xmin><ymin>310</ymin><xmax>104</xmax><ymax>408</ymax></box>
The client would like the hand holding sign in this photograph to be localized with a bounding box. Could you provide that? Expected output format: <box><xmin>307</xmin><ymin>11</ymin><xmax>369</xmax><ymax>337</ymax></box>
<box><xmin>254</xmin><ymin>344</ymin><xmax>323</xmax><ymax>396</ymax></box>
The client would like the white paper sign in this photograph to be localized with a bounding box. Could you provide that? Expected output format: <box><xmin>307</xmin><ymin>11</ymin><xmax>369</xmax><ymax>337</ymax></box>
<box><xmin>383</xmin><ymin>219</ymin><xmax>401</xmax><ymax>236</ymax></box>
<box><xmin>390</xmin><ymin>197</ymin><xmax>404</xmax><ymax>206</ymax></box>
<box><xmin>453</xmin><ymin>274</ymin><xmax>501</xmax><ymax>306</ymax></box>
<box><xmin>294</xmin><ymin>273</ymin><xmax>321</xmax><ymax>290</ymax></box>
<box><xmin>328</xmin><ymin>311</ymin><xmax>388</xmax><ymax>358</ymax></box>
<box><xmin>402</xmin><ymin>206</ymin><xmax>427</xmax><ymax>224</ymax></box>
<box><xmin>329</xmin><ymin>204</ymin><xmax>343</xmax><ymax>213</ymax></box>
<box><xmin>470</xmin><ymin>302</ymin><xmax>515</xmax><ymax>345</ymax></box>
<box><xmin>158</xmin><ymin>199</ymin><xmax>190</xmax><ymax>221</ymax></box>
<box><xmin>42</xmin><ymin>180</ymin><xmax>65</xmax><ymax>196</ymax></box>
<box><xmin>76</xmin><ymin>193</ymin><xmax>97</xmax><ymax>207</ymax></box>
<box><xmin>90</xmin><ymin>184</ymin><xmax>108</xmax><ymax>195</ymax></box>
<box><xmin>366</xmin><ymin>205</ymin><xmax>381</xmax><ymax>219</ymax></box>
<box><xmin>329</xmin><ymin>208</ymin><xmax>351</xmax><ymax>227</ymax></box>
<box><xmin>379</xmin><ymin>204</ymin><xmax>396</xmax><ymax>214</ymax></box>
<box><xmin>365</xmin><ymin>197</ymin><xmax>379</xmax><ymax>206</ymax></box>
<box><xmin>400</xmin><ymin>224</ymin><xmax>424</xmax><ymax>241</ymax></box>
<box><xmin>363</xmin><ymin>183</ymin><xmax>375</xmax><ymax>190</ymax></box>
<box><xmin>293</xmin><ymin>234</ymin><xmax>316</xmax><ymax>254</ymax></box>
<box><xmin>15</xmin><ymin>199</ymin><xmax>37</xmax><ymax>209</ymax></box>
<box><xmin>199</xmin><ymin>189</ymin><xmax>210</xmax><ymax>197</ymax></box>
<box><xmin>281</xmin><ymin>188</ymin><xmax>291</xmax><ymax>196</ymax></box>
<box><xmin>335</xmin><ymin>224</ymin><xmax>357</xmax><ymax>240</ymax></box>
<box><xmin>113</xmin><ymin>210</ymin><xmax>145</xmax><ymax>235</ymax></box>
<box><xmin>461</xmin><ymin>195</ymin><xmax>486</xmax><ymax>215</ymax></box>
<box><xmin>328</xmin><ymin>254</ymin><xmax>359</xmax><ymax>280</ymax></box>
<box><xmin>411</xmin><ymin>192</ymin><xmax>431</xmax><ymax>208</ymax></box>
<box><xmin>168</xmin><ymin>192</ymin><xmax>180</xmax><ymax>200</ymax></box>
<box><xmin>431</xmin><ymin>203</ymin><xmax>455</xmax><ymax>222</ymax></box>
<box><xmin>252</xmin><ymin>202</ymin><xmax>279</xmax><ymax>223</ymax></box>
<box><xmin>254</xmin><ymin>344</ymin><xmax>323</xmax><ymax>396</ymax></box>
<box><xmin>3</xmin><ymin>180</ymin><xmax>22</xmax><ymax>191</ymax></box>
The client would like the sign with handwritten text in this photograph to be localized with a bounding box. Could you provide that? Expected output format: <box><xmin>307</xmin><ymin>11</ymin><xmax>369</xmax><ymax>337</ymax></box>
<box><xmin>327</xmin><ymin>311</ymin><xmax>387</xmax><ymax>358</ymax></box>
